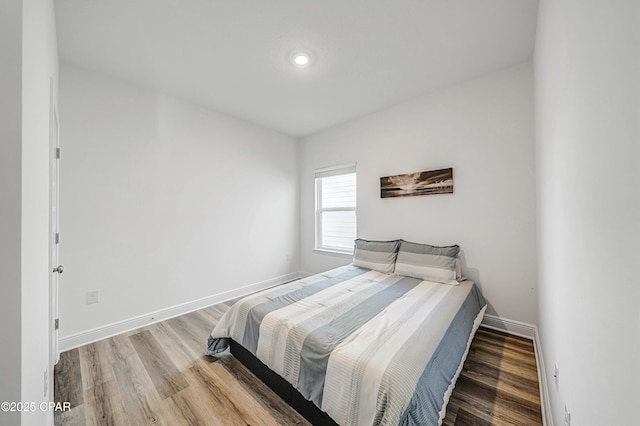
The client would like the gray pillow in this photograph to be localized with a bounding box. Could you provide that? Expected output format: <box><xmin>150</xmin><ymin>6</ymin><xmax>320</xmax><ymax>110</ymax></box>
<box><xmin>352</xmin><ymin>239</ymin><xmax>401</xmax><ymax>274</ymax></box>
<box><xmin>394</xmin><ymin>240</ymin><xmax>460</xmax><ymax>285</ymax></box>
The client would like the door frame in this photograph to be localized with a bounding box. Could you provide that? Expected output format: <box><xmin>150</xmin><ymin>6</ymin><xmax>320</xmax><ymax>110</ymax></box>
<box><xmin>49</xmin><ymin>76</ymin><xmax>60</xmax><ymax>373</ymax></box>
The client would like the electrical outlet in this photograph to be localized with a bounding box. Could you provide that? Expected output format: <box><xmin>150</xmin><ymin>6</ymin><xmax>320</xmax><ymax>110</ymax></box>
<box><xmin>564</xmin><ymin>402</ymin><xmax>571</xmax><ymax>426</ymax></box>
<box><xmin>554</xmin><ymin>363</ymin><xmax>560</xmax><ymax>391</ymax></box>
<box><xmin>86</xmin><ymin>290</ymin><xmax>100</xmax><ymax>304</ymax></box>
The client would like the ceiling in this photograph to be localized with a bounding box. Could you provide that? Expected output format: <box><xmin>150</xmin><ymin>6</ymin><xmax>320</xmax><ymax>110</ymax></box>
<box><xmin>55</xmin><ymin>0</ymin><xmax>539</xmax><ymax>137</ymax></box>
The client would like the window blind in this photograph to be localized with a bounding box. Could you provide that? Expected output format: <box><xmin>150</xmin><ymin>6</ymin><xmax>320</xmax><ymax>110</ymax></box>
<box><xmin>315</xmin><ymin>163</ymin><xmax>357</xmax><ymax>253</ymax></box>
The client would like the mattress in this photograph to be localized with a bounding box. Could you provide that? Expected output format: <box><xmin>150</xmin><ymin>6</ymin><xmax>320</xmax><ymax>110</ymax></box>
<box><xmin>207</xmin><ymin>265</ymin><xmax>486</xmax><ymax>426</ymax></box>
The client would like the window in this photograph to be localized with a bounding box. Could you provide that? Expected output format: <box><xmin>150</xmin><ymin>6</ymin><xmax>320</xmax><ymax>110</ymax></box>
<box><xmin>315</xmin><ymin>163</ymin><xmax>357</xmax><ymax>254</ymax></box>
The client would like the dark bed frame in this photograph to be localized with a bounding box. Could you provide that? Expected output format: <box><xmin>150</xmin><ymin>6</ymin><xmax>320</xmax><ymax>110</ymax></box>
<box><xmin>229</xmin><ymin>340</ymin><xmax>339</xmax><ymax>426</ymax></box>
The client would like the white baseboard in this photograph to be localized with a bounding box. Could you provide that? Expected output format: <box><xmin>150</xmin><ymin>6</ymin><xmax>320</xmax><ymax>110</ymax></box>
<box><xmin>480</xmin><ymin>314</ymin><xmax>553</xmax><ymax>426</ymax></box>
<box><xmin>58</xmin><ymin>271</ymin><xmax>303</xmax><ymax>352</ymax></box>
<box><xmin>481</xmin><ymin>314</ymin><xmax>536</xmax><ymax>339</ymax></box>
<box><xmin>534</xmin><ymin>327</ymin><xmax>554</xmax><ymax>426</ymax></box>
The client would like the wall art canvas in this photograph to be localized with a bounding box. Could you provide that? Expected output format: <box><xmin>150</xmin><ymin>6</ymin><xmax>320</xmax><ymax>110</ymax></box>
<box><xmin>380</xmin><ymin>167</ymin><xmax>453</xmax><ymax>198</ymax></box>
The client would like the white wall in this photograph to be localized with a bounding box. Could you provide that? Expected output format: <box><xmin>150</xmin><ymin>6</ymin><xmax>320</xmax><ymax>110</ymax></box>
<box><xmin>535</xmin><ymin>1</ymin><xmax>640</xmax><ymax>424</ymax></box>
<box><xmin>0</xmin><ymin>1</ymin><xmax>24</xmax><ymax>424</ymax></box>
<box><xmin>58</xmin><ymin>65</ymin><xmax>299</xmax><ymax>341</ymax></box>
<box><xmin>300</xmin><ymin>63</ymin><xmax>538</xmax><ymax>326</ymax></box>
<box><xmin>0</xmin><ymin>1</ymin><xmax>58</xmax><ymax>425</ymax></box>
<box><xmin>21</xmin><ymin>1</ymin><xmax>59</xmax><ymax>425</ymax></box>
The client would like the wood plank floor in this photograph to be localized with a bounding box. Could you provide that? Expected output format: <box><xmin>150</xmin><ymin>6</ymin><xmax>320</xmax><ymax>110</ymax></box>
<box><xmin>442</xmin><ymin>329</ymin><xmax>543</xmax><ymax>426</ymax></box>
<box><xmin>55</xmin><ymin>300</ymin><xmax>542</xmax><ymax>425</ymax></box>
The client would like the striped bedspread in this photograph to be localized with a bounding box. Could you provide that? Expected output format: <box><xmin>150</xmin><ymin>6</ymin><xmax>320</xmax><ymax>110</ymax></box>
<box><xmin>207</xmin><ymin>265</ymin><xmax>486</xmax><ymax>426</ymax></box>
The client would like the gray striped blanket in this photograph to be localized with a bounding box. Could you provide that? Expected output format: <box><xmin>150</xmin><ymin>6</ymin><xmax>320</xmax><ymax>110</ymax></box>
<box><xmin>207</xmin><ymin>265</ymin><xmax>486</xmax><ymax>426</ymax></box>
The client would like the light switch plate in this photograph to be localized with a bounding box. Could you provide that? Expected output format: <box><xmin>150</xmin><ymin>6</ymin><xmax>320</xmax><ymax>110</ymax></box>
<box><xmin>86</xmin><ymin>290</ymin><xmax>100</xmax><ymax>304</ymax></box>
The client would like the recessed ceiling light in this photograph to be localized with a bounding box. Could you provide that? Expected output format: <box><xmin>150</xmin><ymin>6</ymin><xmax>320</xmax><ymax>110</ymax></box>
<box><xmin>292</xmin><ymin>51</ymin><xmax>311</xmax><ymax>67</ymax></box>
<box><xmin>294</xmin><ymin>54</ymin><xmax>309</xmax><ymax>66</ymax></box>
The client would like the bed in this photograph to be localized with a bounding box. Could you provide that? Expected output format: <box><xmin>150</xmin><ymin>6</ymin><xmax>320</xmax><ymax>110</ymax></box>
<box><xmin>207</xmin><ymin>240</ymin><xmax>487</xmax><ymax>426</ymax></box>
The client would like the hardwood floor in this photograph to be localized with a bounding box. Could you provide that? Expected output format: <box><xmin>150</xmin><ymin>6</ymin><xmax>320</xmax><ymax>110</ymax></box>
<box><xmin>442</xmin><ymin>329</ymin><xmax>543</xmax><ymax>426</ymax></box>
<box><xmin>55</xmin><ymin>301</ymin><xmax>542</xmax><ymax>425</ymax></box>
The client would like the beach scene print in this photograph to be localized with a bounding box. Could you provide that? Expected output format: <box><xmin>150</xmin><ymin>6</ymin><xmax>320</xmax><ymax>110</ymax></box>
<box><xmin>380</xmin><ymin>168</ymin><xmax>453</xmax><ymax>198</ymax></box>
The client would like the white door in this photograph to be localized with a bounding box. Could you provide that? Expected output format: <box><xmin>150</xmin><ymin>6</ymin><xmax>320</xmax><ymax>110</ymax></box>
<box><xmin>49</xmin><ymin>78</ymin><xmax>62</xmax><ymax>365</ymax></box>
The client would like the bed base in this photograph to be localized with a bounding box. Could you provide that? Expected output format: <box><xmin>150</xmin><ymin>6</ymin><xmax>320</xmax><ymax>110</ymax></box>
<box><xmin>229</xmin><ymin>340</ymin><xmax>339</xmax><ymax>426</ymax></box>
